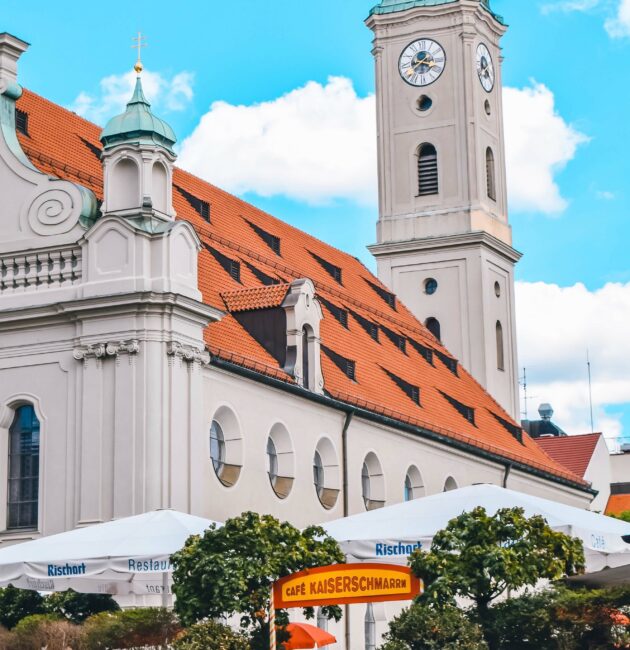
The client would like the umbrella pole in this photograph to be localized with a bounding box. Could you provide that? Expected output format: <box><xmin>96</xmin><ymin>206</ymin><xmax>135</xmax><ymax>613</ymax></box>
<box><xmin>269</xmin><ymin>585</ymin><xmax>276</xmax><ymax>650</ymax></box>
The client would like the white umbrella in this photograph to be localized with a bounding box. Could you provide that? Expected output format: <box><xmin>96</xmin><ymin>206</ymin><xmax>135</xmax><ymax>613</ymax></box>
<box><xmin>0</xmin><ymin>509</ymin><xmax>218</xmax><ymax>602</ymax></box>
<box><xmin>322</xmin><ymin>484</ymin><xmax>630</xmax><ymax>584</ymax></box>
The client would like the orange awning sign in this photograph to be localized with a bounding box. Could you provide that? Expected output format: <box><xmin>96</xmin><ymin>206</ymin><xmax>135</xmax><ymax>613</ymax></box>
<box><xmin>273</xmin><ymin>563</ymin><xmax>423</xmax><ymax>608</ymax></box>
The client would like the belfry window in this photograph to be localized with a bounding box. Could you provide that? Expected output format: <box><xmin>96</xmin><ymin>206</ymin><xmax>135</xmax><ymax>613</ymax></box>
<box><xmin>425</xmin><ymin>317</ymin><xmax>441</xmax><ymax>341</ymax></box>
<box><xmin>302</xmin><ymin>326</ymin><xmax>312</xmax><ymax>390</ymax></box>
<box><xmin>7</xmin><ymin>405</ymin><xmax>40</xmax><ymax>530</ymax></box>
<box><xmin>417</xmin><ymin>143</ymin><xmax>439</xmax><ymax>196</ymax></box>
<box><xmin>486</xmin><ymin>147</ymin><xmax>496</xmax><ymax>201</ymax></box>
<box><xmin>496</xmin><ymin>320</ymin><xmax>505</xmax><ymax>371</ymax></box>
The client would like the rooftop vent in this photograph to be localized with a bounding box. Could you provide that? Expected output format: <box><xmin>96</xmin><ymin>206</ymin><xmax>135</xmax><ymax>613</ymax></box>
<box><xmin>349</xmin><ymin>309</ymin><xmax>379</xmax><ymax>342</ymax></box>
<box><xmin>79</xmin><ymin>136</ymin><xmax>102</xmax><ymax>161</ymax></box>
<box><xmin>365</xmin><ymin>279</ymin><xmax>397</xmax><ymax>310</ymax></box>
<box><xmin>407</xmin><ymin>338</ymin><xmax>434</xmax><ymax>365</ymax></box>
<box><xmin>440</xmin><ymin>391</ymin><xmax>475</xmax><ymax>426</ymax></box>
<box><xmin>176</xmin><ymin>185</ymin><xmax>210</xmax><ymax>222</ymax></box>
<box><xmin>380</xmin><ymin>325</ymin><xmax>406</xmax><ymax>353</ymax></box>
<box><xmin>538</xmin><ymin>403</ymin><xmax>554</xmax><ymax>421</ymax></box>
<box><xmin>309</xmin><ymin>251</ymin><xmax>342</xmax><ymax>284</ymax></box>
<box><xmin>206</xmin><ymin>245</ymin><xmax>241</xmax><ymax>283</ymax></box>
<box><xmin>435</xmin><ymin>349</ymin><xmax>458</xmax><ymax>376</ymax></box>
<box><xmin>15</xmin><ymin>108</ymin><xmax>28</xmax><ymax>136</ymax></box>
<box><xmin>489</xmin><ymin>411</ymin><xmax>524</xmax><ymax>444</ymax></box>
<box><xmin>317</xmin><ymin>295</ymin><xmax>349</xmax><ymax>329</ymax></box>
<box><xmin>243</xmin><ymin>260</ymin><xmax>279</xmax><ymax>286</ymax></box>
<box><xmin>382</xmin><ymin>368</ymin><xmax>420</xmax><ymax>405</ymax></box>
<box><xmin>245</xmin><ymin>219</ymin><xmax>281</xmax><ymax>256</ymax></box>
<box><xmin>321</xmin><ymin>345</ymin><xmax>356</xmax><ymax>381</ymax></box>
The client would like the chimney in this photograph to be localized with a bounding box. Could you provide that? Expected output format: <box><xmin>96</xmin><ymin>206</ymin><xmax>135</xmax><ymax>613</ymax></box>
<box><xmin>0</xmin><ymin>33</ymin><xmax>29</xmax><ymax>86</ymax></box>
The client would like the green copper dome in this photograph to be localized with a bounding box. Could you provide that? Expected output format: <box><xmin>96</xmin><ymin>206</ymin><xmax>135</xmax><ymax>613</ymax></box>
<box><xmin>100</xmin><ymin>77</ymin><xmax>176</xmax><ymax>153</ymax></box>
<box><xmin>369</xmin><ymin>0</ymin><xmax>504</xmax><ymax>24</ymax></box>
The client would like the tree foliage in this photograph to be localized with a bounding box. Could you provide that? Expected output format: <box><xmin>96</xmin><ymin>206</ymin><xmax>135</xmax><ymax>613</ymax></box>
<box><xmin>173</xmin><ymin>620</ymin><xmax>250</xmax><ymax>650</ymax></box>
<box><xmin>409</xmin><ymin>507</ymin><xmax>585</xmax><ymax>650</ymax></box>
<box><xmin>9</xmin><ymin>614</ymin><xmax>83</xmax><ymax>650</ymax></box>
<box><xmin>487</xmin><ymin>585</ymin><xmax>630</xmax><ymax>650</ymax></box>
<box><xmin>80</xmin><ymin>608</ymin><xmax>181</xmax><ymax>649</ymax></box>
<box><xmin>379</xmin><ymin>603</ymin><xmax>487</xmax><ymax>650</ymax></box>
<box><xmin>610</xmin><ymin>510</ymin><xmax>630</xmax><ymax>524</ymax></box>
<box><xmin>171</xmin><ymin>511</ymin><xmax>344</xmax><ymax>649</ymax></box>
<box><xmin>43</xmin><ymin>589</ymin><xmax>119</xmax><ymax>624</ymax></box>
<box><xmin>0</xmin><ymin>585</ymin><xmax>44</xmax><ymax>629</ymax></box>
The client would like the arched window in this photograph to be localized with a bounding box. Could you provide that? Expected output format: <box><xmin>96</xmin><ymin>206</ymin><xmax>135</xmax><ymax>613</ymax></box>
<box><xmin>496</xmin><ymin>320</ymin><xmax>505</xmax><ymax>371</ymax></box>
<box><xmin>417</xmin><ymin>143</ymin><xmax>439</xmax><ymax>196</ymax></box>
<box><xmin>8</xmin><ymin>405</ymin><xmax>40</xmax><ymax>530</ymax></box>
<box><xmin>109</xmin><ymin>158</ymin><xmax>139</xmax><ymax>212</ymax></box>
<box><xmin>365</xmin><ymin>603</ymin><xmax>376</xmax><ymax>650</ymax></box>
<box><xmin>210</xmin><ymin>421</ymin><xmax>226</xmax><ymax>478</ymax></box>
<box><xmin>302</xmin><ymin>327</ymin><xmax>310</xmax><ymax>390</ymax></box>
<box><xmin>486</xmin><ymin>147</ymin><xmax>496</xmax><ymax>201</ymax></box>
<box><xmin>444</xmin><ymin>476</ymin><xmax>458</xmax><ymax>492</ymax></box>
<box><xmin>267</xmin><ymin>424</ymin><xmax>294</xmax><ymax>499</ymax></box>
<box><xmin>425</xmin><ymin>317</ymin><xmax>441</xmax><ymax>341</ymax></box>
<box><xmin>362</xmin><ymin>453</ymin><xmax>385</xmax><ymax>511</ymax></box>
<box><xmin>267</xmin><ymin>437</ymin><xmax>278</xmax><ymax>486</ymax></box>
<box><xmin>404</xmin><ymin>466</ymin><xmax>425</xmax><ymax>502</ymax></box>
<box><xmin>313</xmin><ymin>438</ymin><xmax>340</xmax><ymax>509</ymax></box>
<box><xmin>209</xmin><ymin>409</ymin><xmax>243</xmax><ymax>488</ymax></box>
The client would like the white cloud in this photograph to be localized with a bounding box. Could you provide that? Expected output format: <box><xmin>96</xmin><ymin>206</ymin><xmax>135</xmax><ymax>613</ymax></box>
<box><xmin>178</xmin><ymin>76</ymin><xmax>377</xmax><ymax>206</ymax></box>
<box><xmin>516</xmin><ymin>281</ymin><xmax>630</xmax><ymax>448</ymax></box>
<box><xmin>597</xmin><ymin>190</ymin><xmax>616</xmax><ymax>200</ymax></box>
<box><xmin>541</xmin><ymin>0</ymin><xmax>600</xmax><ymax>14</ymax></box>
<box><xmin>606</xmin><ymin>0</ymin><xmax>630</xmax><ymax>36</ymax></box>
<box><xmin>70</xmin><ymin>69</ymin><xmax>194</xmax><ymax>125</ymax></box>
<box><xmin>503</xmin><ymin>83</ymin><xmax>589</xmax><ymax>214</ymax></box>
<box><xmin>177</xmin><ymin>77</ymin><xmax>584</xmax><ymax>213</ymax></box>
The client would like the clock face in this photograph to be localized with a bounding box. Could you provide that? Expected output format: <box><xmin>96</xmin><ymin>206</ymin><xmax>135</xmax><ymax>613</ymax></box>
<box><xmin>476</xmin><ymin>43</ymin><xmax>495</xmax><ymax>92</ymax></box>
<box><xmin>398</xmin><ymin>39</ymin><xmax>446</xmax><ymax>87</ymax></box>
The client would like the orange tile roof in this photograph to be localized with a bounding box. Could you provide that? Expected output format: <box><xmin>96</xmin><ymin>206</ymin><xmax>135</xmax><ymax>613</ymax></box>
<box><xmin>606</xmin><ymin>495</ymin><xmax>630</xmax><ymax>516</ymax></box>
<box><xmin>221</xmin><ymin>284</ymin><xmax>291</xmax><ymax>312</ymax></box>
<box><xmin>14</xmin><ymin>88</ymin><xmax>589</xmax><ymax>490</ymax></box>
<box><xmin>534</xmin><ymin>433</ymin><xmax>603</xmax><ymax>478</ymax></box>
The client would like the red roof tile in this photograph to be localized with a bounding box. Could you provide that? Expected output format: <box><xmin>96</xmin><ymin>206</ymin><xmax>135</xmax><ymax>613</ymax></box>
<box><xmin>606</xmin><ymin>495</ymin><xmax>630</xmax><ymax>516</ymax></box>
<box><xmin>13</xmin><ymin>88</ymin><xmax>588</xmax><ymax>489</ymax></box>
<box><xmin>221</xmin><ymin>284</ymin><xmax>291</xmax><ymax>312</ymax></box>
<box><xmin>534</xmin><ymin>433</ymin><xmax>602</xmax><ymax>478</ymax></box>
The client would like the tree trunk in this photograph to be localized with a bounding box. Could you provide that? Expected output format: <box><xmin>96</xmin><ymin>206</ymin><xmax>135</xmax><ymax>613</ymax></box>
<box><xmin>476</xmin><ymin>599</ymin><xmax>499</xmax><ymax>650</ymax></box>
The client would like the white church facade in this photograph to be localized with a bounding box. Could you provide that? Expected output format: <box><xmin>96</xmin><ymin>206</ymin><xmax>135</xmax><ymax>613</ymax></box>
<box><xmin>0</xmin><ymin>0</ymin><xmax>596</xmax><ymax>647</ymax></box>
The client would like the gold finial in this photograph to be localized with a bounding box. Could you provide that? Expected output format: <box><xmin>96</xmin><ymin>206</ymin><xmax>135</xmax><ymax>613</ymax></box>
<box><xmin>132</xmin><ymin>31</ymin><xmax>147</xmax><ymax>74</ymax></box>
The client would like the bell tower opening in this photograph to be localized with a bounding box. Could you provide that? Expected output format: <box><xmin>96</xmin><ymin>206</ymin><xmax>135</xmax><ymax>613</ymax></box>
<box><xmin>366</xmin><ymin>0</ymin><xmax>521</xmax><ymax>419</ymax></box>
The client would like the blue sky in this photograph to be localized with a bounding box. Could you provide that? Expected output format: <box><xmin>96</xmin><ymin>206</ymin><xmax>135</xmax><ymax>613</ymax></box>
<box><xmin>3</xmin><ymin>0</ymin><xmax>629</xmax><ymax>446</ymax></box>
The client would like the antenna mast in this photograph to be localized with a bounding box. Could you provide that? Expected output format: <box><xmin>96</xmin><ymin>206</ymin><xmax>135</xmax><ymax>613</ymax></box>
<box><xmin>587</xmin><ymin>350</ymin><xmax>594</xmax><ymax>433</ymax></box>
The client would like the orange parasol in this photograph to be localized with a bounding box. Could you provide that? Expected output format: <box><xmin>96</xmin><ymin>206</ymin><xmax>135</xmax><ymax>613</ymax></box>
<box><xmin>280</xmin><ymin>622</ymin><xmax>337</xmax><ymax>649</ymax></box>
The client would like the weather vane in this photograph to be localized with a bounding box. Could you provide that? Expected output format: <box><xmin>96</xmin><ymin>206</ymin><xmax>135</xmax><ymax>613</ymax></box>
<box><xmin>132</xmin><ymin>31</ymin><xmax>147</xmax><ymax>75</ymax></box>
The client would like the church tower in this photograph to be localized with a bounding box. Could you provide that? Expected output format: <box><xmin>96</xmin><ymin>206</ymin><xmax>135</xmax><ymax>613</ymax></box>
<box><xmin>366</xmin><ymin>0</ymin><xmax>521</xmax><ymax>419</ymax></box>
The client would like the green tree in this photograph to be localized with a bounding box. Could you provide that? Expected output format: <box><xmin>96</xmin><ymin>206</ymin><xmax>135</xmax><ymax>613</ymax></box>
<box><xmin>43</xmin><ymin>589</ymin><xmax>119</xmax><ymax>624</ymax></box>
<box><xmin>173</xmin><ymin>620</ymin><xmax>249</xmax><ymax>650</ymax></box>
<box><xmin>379</xmin><ymin>603</ymin><xmax>487</xmax><ymax>650</ymax></box>
<box><xmin>0</xmin><ymin>586</ymin><xmax>44</xmax><ymax>629</ymax></box>
<box><xmin>609</xmin><ymin>510</ymin><xmax>630</xmax><ymax>523</ymax></box>
<box><xmin>409</xmin><ymin>507</ymin><xmax>585</xmax><ymax>650</ymax></box>
<box><xmin>171</xmin><ymin>511</ymin><xmax>344</xmax><ymax>650</ymax></box>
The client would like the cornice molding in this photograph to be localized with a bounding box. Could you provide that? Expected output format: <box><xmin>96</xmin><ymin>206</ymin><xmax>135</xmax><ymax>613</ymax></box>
<box><xmin>369</xmin><ymin>231</ymin><xmax>522</xmax><ymax>263</ymax></box>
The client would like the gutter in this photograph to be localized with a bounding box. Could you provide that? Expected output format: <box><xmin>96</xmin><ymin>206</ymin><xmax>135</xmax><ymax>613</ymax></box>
<box><xmin>341</xmin><ymin>410</ymin><xmax>354</xmax><ymax>518</ymax></box>
<box><xmin>503</xmin><ymin>463</ymin><xmax>512</xmax><ymax>488</ymax></box>
<box><xmin>209</xmin><ymin>356</ymin><xmax>596</xmax><ymax>497</ymax></box>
